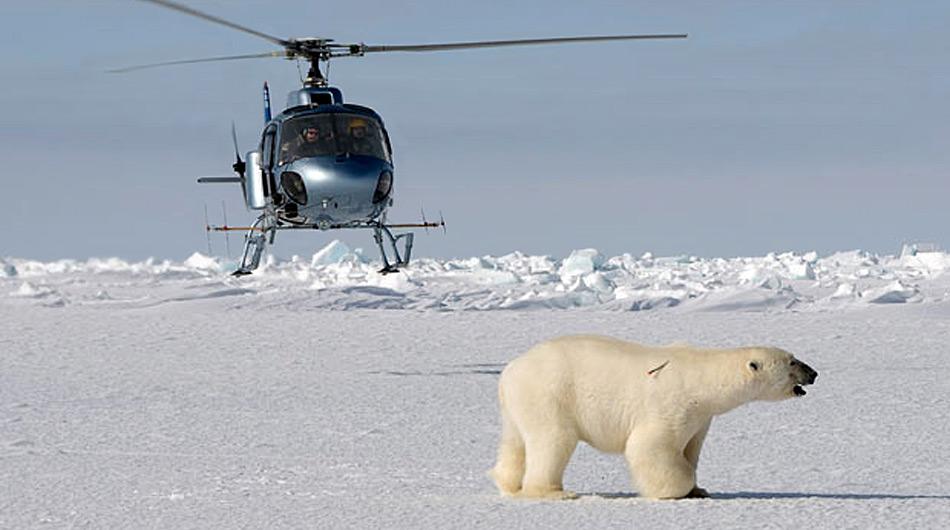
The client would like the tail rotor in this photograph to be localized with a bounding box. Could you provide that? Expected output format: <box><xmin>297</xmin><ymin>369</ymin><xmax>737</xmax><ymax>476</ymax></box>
<box><xmin>231</xmin><ymin>122</ymin><xmax>248</xmax><ymax>204</ymax></box>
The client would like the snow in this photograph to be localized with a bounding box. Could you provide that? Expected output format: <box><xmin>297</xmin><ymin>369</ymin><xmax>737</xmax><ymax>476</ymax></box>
<box><xmin>2</xmin><ymin>243</ymin><xmax>949</xmax><ymax>527</ymax></box>
<box><xmin>183</xmin><ymin>252</ymin><xmax>222</xmax><ymax>271</ymax></box>
<box><xmin>558</xmin><ymin>248</ymin><xmax>605</xmax><ymax>283</ymax></box>
<box><xmin>862</xmin><ymin>280</ymin><xmax>921</xmax><ymax>304</ymax></box>
<box><xmin>3</xmin><ymin>241</ymin><xmax>950</xmax><ymax>313</ymax></box>
<box><xmin>0</xmin><ymin>259</ymin><xmax>16</xmax><ymax>278</ymax></box>
<box><xmin>310</xmin><ymin>239</ymin><xmax>365</xmax><ymax>267</ymax></box>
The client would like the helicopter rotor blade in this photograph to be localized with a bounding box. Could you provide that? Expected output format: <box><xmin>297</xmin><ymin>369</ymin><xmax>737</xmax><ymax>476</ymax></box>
<box><xmin>107</xmin><ymin>51</ymin><xmax>285</xmax><ymax>74</ymax></box>
<box><xmin>197</xmin><ymin>177</ymin><xmax>243</xmax><ymax>184</ymax></box>
<box><xmin>359</xmin><ymin>33</ymin><xmax>687</xmax><ymax>54</ymax></box>
<box><xmin>136</xmin><ymin>0</ymin><xmax>290</xmax><ymax>47</ymax></box>
<box><xmin>231</xmin><ymin>122</ymin><xmax>242</xmax><ymax>164</ymax></box>
<box><xmin>230</xmin><ymin>123</ymin><xmax>249</xmax><ymax>206</ymax></box>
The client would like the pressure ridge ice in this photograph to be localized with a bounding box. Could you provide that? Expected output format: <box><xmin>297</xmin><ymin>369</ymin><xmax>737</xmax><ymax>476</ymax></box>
<box><xmin>2</xmin><ymin>242</ymin><xmax>949</xmax><ymax>311</ymax></box>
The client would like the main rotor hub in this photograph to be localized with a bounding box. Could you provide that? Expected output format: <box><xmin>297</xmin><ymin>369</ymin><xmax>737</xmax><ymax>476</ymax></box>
<box><xmin>286</xmin><ymin>38</ymin><xmax>334</xmax><ymax>57</ymax></box>
<box><xmin>283</xmin><ymin>38</ymin><xmax>354</xmax><ymax>87</ymax></box>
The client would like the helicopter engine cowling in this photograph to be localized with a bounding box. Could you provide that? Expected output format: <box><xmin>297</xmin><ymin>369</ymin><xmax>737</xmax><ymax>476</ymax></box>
<box><xmin>278</xmin><ymin>155</ymin><xmax>393</xmax><ymax>224</ymax></box>
<box><xmin>244</xmin><ymin>150</ymin><xmax>266</xmax><ymax>210</ymax></box>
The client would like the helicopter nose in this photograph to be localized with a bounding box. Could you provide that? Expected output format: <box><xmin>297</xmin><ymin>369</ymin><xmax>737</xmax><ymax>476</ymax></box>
<box><xmin>285</xmin><ymin>157</ymin><xmax>391</xmax><ymax>219</ymax></box>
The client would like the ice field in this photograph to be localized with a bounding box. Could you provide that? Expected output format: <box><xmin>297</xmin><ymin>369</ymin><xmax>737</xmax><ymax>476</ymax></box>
<box><xmin>2</xmin><ymin>244</ymin><xmax>949</xmax><ymax>528</ymax></box>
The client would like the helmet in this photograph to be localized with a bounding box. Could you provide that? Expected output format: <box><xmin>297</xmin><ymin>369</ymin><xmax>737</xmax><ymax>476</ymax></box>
<box><xmin>348</xmin><ymin>118</ymin><xmax>368</xmax><ymax>132</ymax></box>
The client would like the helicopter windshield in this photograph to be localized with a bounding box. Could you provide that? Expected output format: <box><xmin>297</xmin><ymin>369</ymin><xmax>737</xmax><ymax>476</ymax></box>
<box><xmin>279</xmin><ymin>113</ymin><xmax>389</xmax><ymax>164</ymax></box>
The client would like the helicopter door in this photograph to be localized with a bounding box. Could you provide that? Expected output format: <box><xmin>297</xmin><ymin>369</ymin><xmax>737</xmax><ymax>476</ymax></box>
<box><xmin>261</xmin><ymin>126</ymin><xmax>278</xmax><ymax>197</ymax></box>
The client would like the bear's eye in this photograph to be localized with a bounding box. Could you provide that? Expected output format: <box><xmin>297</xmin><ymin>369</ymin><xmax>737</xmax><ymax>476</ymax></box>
<box><xmin>749</xmin><ymin>361</ymin><xmax>760</xmax><ymax>371</ymax></box>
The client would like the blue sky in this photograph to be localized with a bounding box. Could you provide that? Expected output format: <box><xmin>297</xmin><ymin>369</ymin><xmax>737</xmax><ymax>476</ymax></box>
<box><xmin>2</xmin><ymin>1</ymin><xmax>949</xmax><ymax>261</ymax></box>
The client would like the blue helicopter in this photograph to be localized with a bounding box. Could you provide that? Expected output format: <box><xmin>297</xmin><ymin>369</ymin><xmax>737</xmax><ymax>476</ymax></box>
<box><xmin>116</xmin><ymin>0</ymin><xmax>687</xmax><ymax>275</ymax></box>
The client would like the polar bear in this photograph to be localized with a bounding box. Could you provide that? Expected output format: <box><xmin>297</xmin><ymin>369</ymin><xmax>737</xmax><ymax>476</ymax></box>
<box><xmin>489</xmin><ymin>335</ymin><xmax>817</xmax><ymax>500</ymax></box>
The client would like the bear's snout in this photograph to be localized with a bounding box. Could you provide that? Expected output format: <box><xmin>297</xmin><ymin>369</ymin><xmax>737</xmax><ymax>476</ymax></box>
<box><xmin>791</xmin><ymin>359</ymin><xmax>818</xmax><ymax>385</ymax></box>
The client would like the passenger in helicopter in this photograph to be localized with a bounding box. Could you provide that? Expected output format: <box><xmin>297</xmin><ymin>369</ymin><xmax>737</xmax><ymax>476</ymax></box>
<box><xmin>347</xmin><ymin>118</ymin><xmax>369</xmax><ymax>155</ymax></box>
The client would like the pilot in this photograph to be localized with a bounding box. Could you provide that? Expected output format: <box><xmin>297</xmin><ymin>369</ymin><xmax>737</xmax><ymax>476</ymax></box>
<box><xmin>298</xmin><ymin>126</ymin><xmax>323</xmax><ymax>156</ymax></box>
<box><xmin>280</xmin><ymin>125</ymin><xmax>322</xmax><ymax>163</ymax></box>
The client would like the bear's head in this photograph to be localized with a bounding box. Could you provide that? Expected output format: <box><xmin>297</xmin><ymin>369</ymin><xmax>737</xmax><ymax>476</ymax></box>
<box><xmin>743</xmin><ymin>348</ymin><xmax>818</xmax><ymax>401</ymax></box>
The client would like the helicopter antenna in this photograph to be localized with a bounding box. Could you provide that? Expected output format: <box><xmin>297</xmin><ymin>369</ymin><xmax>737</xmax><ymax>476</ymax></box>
<box><xmin>221</xmin><ymin>201</ymin><xmax>233</xmax><ymax>259</ymax></box>
<box><xmin>263</xmin><ymin>82</ymin><xmax>272</xmax><ymax>123</ymax></box>
<box><xmin>203</xmin><ymin>203</ymin><xmax>214</xmax><ymax>256</ymax></box>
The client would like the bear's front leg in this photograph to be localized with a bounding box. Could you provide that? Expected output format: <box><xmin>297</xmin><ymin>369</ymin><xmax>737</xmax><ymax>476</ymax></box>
<box><xmin>625</xmin><ymin>426</ymin><xmax>696</xmax><ymax>500</ymax></box>
<box><xmin>682</xmin><ymin>419</ymin><xmax>712</xmax><ymax>498</ymax></box>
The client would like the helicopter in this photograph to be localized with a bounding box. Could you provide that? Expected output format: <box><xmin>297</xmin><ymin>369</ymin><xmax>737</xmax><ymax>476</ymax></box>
<box><xmin>115</xmin><ymin>0</ymin><xmax>687</xmax><ymax>275</ymax></box>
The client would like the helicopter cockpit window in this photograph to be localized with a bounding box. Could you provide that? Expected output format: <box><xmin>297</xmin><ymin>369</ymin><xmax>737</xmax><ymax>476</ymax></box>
<box><xmin>279</xmin><ymin>114</ymin><xmax>390</xmax><ymax>164</ymax></box>
<box><xmin>262</xmin><ymin>128</ymin><xmax>277</xmax><ymax>169</ymax></box>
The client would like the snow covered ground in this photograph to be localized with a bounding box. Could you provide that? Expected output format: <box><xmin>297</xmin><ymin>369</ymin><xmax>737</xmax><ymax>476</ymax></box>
<box><xmin>2</xmin><ymin>244</ymin><xmax>949</xmax><ymax>528</ymax></box>
<box><xmin>4</xmin><ymin>241</ymin><xmax>950</xmax><ymax>312</ymax></box>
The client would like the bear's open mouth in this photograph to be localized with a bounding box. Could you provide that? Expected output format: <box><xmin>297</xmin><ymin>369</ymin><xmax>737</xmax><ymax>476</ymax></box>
<box><xmin>793</xmin><ymin>385</ymin><xmax>807</xmax><ymax>396</ymax></box>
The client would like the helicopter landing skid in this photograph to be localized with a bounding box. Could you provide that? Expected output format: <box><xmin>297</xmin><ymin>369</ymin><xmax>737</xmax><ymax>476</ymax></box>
<box><xmin>233</xmin><ymin>215</ymin><xmax>270</xmax><ymax>276</ymax></box>
<box><xmin>213</xmin><ymin>216</ymin><xmax>441</xmax><ymax>276</ymax></box>
<box><xmin>373</xmin><ymin>224</ymin><xmax>413</xmax><ymax>274</ymax></box>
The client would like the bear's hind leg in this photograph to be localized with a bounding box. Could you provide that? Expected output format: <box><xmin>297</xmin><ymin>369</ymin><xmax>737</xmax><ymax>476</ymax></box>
<box><xmin>625</xmin><ymin>426</ymin><xmax>696</xmax><ymax>500</ymax></box>
<box><xmin>517</xmin><ymin>429</ymin><xmax>578</xmax><ymax>500</ymax></box>
<box><xmin>490</xmin><ymin>410</ymin><xmax>526</xmax><ymax>495</ymax></box>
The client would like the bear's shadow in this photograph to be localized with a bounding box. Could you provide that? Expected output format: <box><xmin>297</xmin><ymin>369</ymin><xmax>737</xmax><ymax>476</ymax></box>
<box><xmin>369</xmin><ymin>363</ymin><xmax>505</xmax><ymax>377</ymax></box>
<box><xmin>585</xmin><ymin>491</ymin><xmax>950</xmax><ymax>501</ymax></box>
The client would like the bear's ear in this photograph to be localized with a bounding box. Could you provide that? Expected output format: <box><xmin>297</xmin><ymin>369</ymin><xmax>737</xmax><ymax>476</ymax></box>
<box><xmin>747</xmin><ymin>360</ymin><xmax>760</xmax><ymax>373</ymax></box>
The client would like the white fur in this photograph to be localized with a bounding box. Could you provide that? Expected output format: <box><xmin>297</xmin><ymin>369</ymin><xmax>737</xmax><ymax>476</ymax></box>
<box><xmin>489</xmin><ymin>335</ymin><xmax>806</xmax><ymax>499</ymax></box>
